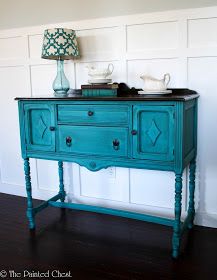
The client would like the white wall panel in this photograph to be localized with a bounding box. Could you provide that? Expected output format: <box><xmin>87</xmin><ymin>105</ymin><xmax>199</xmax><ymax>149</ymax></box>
<box><xmin>188</xmin><ymin>57</ymin><xmax>217</xmax><ymax>215</ymax></box>
<box><xmin>0</xmin><ymin>66</ymin><xmax>28</xmax><ymax>186</ymax></box>
<box><xmin>31</xmin><ymin>64</ymin><xmax>55</xmax><ymax>96</ymax></box>
<box><xmin>130</xmin><ymin>169</ymin><xmax>187</xmax><ymax>211</ymax></box>
<box><xmin>0</xmin><ymin>36</ymin><xmax>27</xmax><ymax>60</ymax></box>
<box><xmin>77</xmin><ymin>27</ymin><xmax>120</xmax><ymax>61</ymax></box>
<box><xmin>36</xmin><ymin>159</ymin><xmax>59</xmax><ymax>191</ymax></box>
<box><xmin>188</xmin><ymin>18</ymin><xmax>217</xmax><ymax>48</ymax></box>
<box><xmin>130</xmin><ymin>169</ymin><xmax>175</xmax><ymax>208</ymax></box>
<box><xmin>29</xmin><ymin>34</ymin><xmax>43</xmax><ymax>58</ymax></box>
<box><xmin>127</xmin><ymin>58</ymin><xmax>180</xmax><ymax>88</ymax></box>
<box><xmin>127</xmin><ymin>21</ymin><xmax>178</xmax><ymax>52</ymax></box>
<box><xmin>80</xmin><ymin>167</ymin><xmax>129</xmax><ymax>202</ymax></box>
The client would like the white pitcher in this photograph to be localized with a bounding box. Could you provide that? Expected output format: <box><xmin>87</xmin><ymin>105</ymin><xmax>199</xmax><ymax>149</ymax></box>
<box><xmin>140</xmin><ymin>73</ymin><xmax>170</xmax><ymax>91</ymax></box>
<box><xmin>86</xmin><ymin>63</ymin><xmax>114</xmax><ymax>79</ymax></box>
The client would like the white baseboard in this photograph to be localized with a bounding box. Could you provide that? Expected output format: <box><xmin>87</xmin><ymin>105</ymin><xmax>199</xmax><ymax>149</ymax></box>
<box><xmin>0</xmin><ymin>182</ymin><xmax>26</xmax><ymax>197</ymax></box>
<box><xmin>195</xmin><ymin>212</ymin><xmax>217</xmax><ymax>228</ymax></box>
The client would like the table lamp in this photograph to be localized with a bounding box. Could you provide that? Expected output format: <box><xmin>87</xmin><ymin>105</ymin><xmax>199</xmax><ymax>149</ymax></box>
<box><xmin>41</xmin><ymin>28</ymin><xmax>79</xmax><ymax>96</ymax></box>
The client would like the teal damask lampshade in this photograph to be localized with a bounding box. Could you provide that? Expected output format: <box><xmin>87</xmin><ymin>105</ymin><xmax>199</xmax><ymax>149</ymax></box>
<box><xmin>41</xmin><ymin>28</ymin><xmax>80</xmax><ymax>96</ymax></box>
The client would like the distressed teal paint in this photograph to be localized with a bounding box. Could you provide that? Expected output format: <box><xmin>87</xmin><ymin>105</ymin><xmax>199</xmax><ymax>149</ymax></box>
<box><xmin>58</xmin><ymin>125</ymin><xmax>129</xmax><ymax>157</ymax></box>
<box><xmin>24</xmin><ymin>103</ymin><xmax>55</xmax><ymax>152</ymax></box>
<box><xmin>172</xmin><ymin>173</ymin><xmax>183</xmax><ymax>258</ymax></box>
<box><xmin>16</xmin><ymin>95</ymin><xmax>198</xmax><ymax>258</ymax></box>
<box><xmin>49</xmin><ymin>201</ymin><xmax>174</xmax><ymax>226</ymax></box>
<box><xmin>188</xmin><ymin>159</ymin><xmax>196</xmax><ymax>229</ymax></box>
<box><xmin>181</xmin><ymin>212</ymin><xmax>192</xmax><ymax>235</ymax></box>
<box><xmin>57</xmin><ymin>104</ymin><xmax>129</xmax><ymax>126</ymax></box>
<box><xmin>58</xmin><ymin>161</ymin><xmax>66</xmax><ymax>202</ymax></box>
<box><xmin>24</xmin><ymin>152</ymin><xmax>175</xmax><ymax>172</ymax></box>
<box><xmin>24</xmin><ymin>158</ymin><xmax>35</xmax><ymax>229</ymax></box>
<box><xmin>33</xmin><ymin>193</ymin><xmax>62</xmax><ymax>214</ymax></box>
<box><xmin>133</xmin><ymin>105</ymin><xmax>174</xmax><ymax>161</ymax></box>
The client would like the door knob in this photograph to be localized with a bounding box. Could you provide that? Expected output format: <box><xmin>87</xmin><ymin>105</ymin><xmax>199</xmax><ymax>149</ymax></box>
<box><xmin>49</xmin><ymin>126</ymin><xmax>55</xmax><ymax>131</ymax></box>
<box><xmin>66</xmin><ymin>136</ymin><xmax>72</xmax><ymax>147</ymax></box>
<box><xmin>113</xmin><ymin>139</ymin><xmax>120</xmax><ymax>150</ymax></box>
<box><xmin>88</xmin><ymin>111</ymin><xmax>94</xmax><ymax>116</ymax></box>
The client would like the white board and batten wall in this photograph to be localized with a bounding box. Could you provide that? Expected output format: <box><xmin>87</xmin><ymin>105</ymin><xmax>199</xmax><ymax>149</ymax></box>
<box><xmin>0</xmin><ymin>6</ymin><xmax>217</xmax><ymax>228</ymax></box>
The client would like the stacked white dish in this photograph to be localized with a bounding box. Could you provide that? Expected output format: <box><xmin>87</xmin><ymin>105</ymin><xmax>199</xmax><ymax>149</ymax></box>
<box><xmin>138</xmin><ymin>89</ymin><xmax>172</xmax><ymax>95</ymax></box>
<box><xmin>88</xmin><ymin>78</ymin><xmax>112</xmax><ymax>84</ymax></box>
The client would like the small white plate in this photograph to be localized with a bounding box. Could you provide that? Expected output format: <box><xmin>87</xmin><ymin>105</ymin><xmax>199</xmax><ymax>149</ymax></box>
<box><xmin>88</xmin><ymin>78</ymin><xmax>112</xmax><ymax>84</ymax></box>
<box><xmin>138</xmin><ymin>89</ymin><xmax>172</xmax><ymax>95</ymax></box>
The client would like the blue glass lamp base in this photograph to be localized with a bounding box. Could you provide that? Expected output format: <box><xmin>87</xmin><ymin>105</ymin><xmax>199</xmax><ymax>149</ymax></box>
<box><xmin>53</xmin><ymin>90</ymin><xmax>69</xmax><ymax>97</ymax></box>
<box><xmin>53</xmin><ymin>60</ymin><xmax>70</xmax><ymax>96</ymax></box>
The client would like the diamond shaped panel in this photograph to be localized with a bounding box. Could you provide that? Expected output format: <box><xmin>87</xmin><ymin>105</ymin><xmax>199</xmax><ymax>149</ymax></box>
<box><xmin>36</xmin><ymin>116</ymin><xmax>47</xmax><ymax>139</ymax></box>
<box><xmin>146</xmin><ymin>120</ymin><xmax>161</xmax><ymax>145</ymax></box>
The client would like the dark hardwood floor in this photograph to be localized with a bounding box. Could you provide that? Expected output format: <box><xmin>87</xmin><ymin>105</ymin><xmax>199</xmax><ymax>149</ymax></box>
<box><xmin>0</xmin><ymin>193</ymin><xmax>216</xmax><ymax>280</ymax></box>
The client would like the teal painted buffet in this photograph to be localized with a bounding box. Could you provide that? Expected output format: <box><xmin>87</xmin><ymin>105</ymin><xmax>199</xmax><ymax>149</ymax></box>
<box><xmin>15</xmin><ymin>88</ymin><xmax>199</xmax><ymax>258</ymax></box>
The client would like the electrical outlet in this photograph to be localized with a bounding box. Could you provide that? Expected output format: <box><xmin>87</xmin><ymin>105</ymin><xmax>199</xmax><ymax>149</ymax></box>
<box><xmin>107</xmin><ymin>167</ymin><xmax>116</xmax><ymax>179</ymax></box>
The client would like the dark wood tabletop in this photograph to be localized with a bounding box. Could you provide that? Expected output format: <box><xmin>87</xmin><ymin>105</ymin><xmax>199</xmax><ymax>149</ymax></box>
<box><xmin>15</xmin><ymin>87</ymin><xmax>199</xmax><ymax>101</ymax></box>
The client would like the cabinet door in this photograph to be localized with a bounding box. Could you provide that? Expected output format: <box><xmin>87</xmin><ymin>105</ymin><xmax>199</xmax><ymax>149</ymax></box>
<box><xmin>24</xmin><ymin>104</ymin><xmax>55</xmax><ymax>152</ymax></box>
<box><xmin>133</xmin><ymin>105</ymin><xmax>174</xmax><ymax>161</ymax></box>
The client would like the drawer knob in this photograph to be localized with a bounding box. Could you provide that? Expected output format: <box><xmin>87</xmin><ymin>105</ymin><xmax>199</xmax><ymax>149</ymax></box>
<box><xmin>113</xmin><ymin>139</ymin><xmax>120</xmax><ymax>150</ymax></box>
<box><xmin>131</xmin><ymin>130</ymin><xmax>137</xmax><ymax>135</ymax></box>
<box><xmin>66</xmin><ymin>136</ymin><xmax>72</xmax><ymax>147</ymax></box>
<box><xmin>49</xmin><ymin>126</ymin><xmax>55</xmax><ymax>131</ymax></box>
<box><xmin>88</xmin><ymin>111</ymin><xmax>94</xmax><ymax>116</ymax></box>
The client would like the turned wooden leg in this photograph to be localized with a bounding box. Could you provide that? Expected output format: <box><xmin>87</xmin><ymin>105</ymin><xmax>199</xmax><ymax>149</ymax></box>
<box><xmin>58</xmin><ymin>161</ymin><xmax>66</xmax><ymax>202</ymax></box>
<box><xmin>188</xmin><ymin>159</ymin><xmax>196</xmax><ymax>229</ymax></box>
<box><xmin>24</xmin><ymin>158</ymin><xmax>35</xmax><ymax>229</ymax></box>
<box><xmin>172</xmin><ymin>173</ymin><xmax>183</xmax><ymax>258</ymax></box>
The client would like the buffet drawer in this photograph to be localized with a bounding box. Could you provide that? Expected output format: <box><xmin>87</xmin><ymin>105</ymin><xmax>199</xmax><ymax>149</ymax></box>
<box><xmin>57</xmin><ymin>105</ymin><xmax>129</xmax><ymax>126</ymax></box>
<box><xmin>58</xmin><ymin>125</ymin><xmax>129</xmax><ymax>157</ymax></box>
